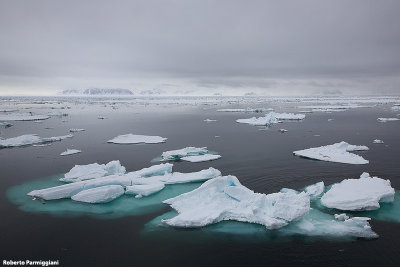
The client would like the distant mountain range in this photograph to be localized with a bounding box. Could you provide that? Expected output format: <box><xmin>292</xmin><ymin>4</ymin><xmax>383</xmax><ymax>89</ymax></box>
<box><xmin>61</xmin><ymin>88</ymin><xmax>134</xmax><ymax>95</ymax></box>
<box><xmin>60</xmin><ymin>88</ymin><xmax>169</xmax><ymax>96</ymax></box>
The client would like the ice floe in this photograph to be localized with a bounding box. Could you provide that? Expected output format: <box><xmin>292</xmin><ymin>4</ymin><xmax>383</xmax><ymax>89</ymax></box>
<box><xmin>27</xmin><ymin>164</ymin><xmax>221</xmax><ymax>203</ymax></box>
<box><xmin>279</xmin><ymin>129</ymin><xmax>288</xmax><ymax>133</ymax></box>
<box><xmin>126</xmin><ymin>183</ymin><xmax>165</xmax><ymax>198</ymax></box>
<box><xmin>321</xmin><ymin>172</ymin><xmax>395</xmax><ymax>211</ymax></box>
<box><xmin>373</xmin><ymin>139</ymin><xmax>384</xmax><ymax>144</ymax></box>
<box><xmin>0</xmin><ymin>134</ymin><xmax>73</xmax><ymax>148</ymax></box>
<box><xmin>217</xmin><ymin>108</ymin><xmax>273</xmax><ymax>113</ymax></box>
<box><xmin>181</xmin><ymin>154</ymin><xmax>222</xmax><ymax>162</ymax></box>
<box><xmin>60</xmin><ymin>160</ymin><xmax>126</xmax><ymax>183</ymax></box>
<box><xmin>160</xmin><ymin>147</ymin><xmax>221</xmax><ymax>162</ymax></box>
<box><xmin>0</xmin><ymin>122</ymin><xmax>12</xmax><ymax>127</ymax></box>
<box><xmin>303</xmin><ymin>182</ymin><xmax>325</xmax><ymax>199</ymax></box>
<box><xmin>293</xmin><ymin>141</ymin><xmax>369</xmax><ymax>164</ymax></box>
<box><xmin>377</xmin><ymin>117</ymin><xmax>399</xmax><ymax>122</ymax></box>
<box><xmin>162</xmin><ymin>175</ymin><xmax>310</xmax><ymax>229</ymax></box>
<box><xmin>60</xmin><ymin>149</ymin><xmax>82</xmax><ymax>156</ymax></box>
<box><xmin>204</xmin><ymin>119</ymin><xmax>217</xmax><ymax>122</ymax></box>
<box><xmin>0</xmin><ymin>113</ymin><xmax>50</xmax><ymax>121</ymax></box>
<box><xmin>107</xmin><ymin>134</ymin><xmax>167</xmax><ymax>144</ymax></box>
<box><xmin>236</xmin><ymin>112</ymin><xmax>305</xmax><ymax>126</ymax></box>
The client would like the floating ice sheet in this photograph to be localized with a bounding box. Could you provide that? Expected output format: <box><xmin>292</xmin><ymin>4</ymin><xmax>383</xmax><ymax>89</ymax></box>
<box><xmin>107</xmin><ymin>134</ymin><xmax>167</xmax><ymax>144</ymax></box>
<box><xmin>0</xmin><ymin>113</ymin><xmax>50</xmax><ymax>121</ymax></box>
<box><xmin>321</xmin><ymin>172</ymin><xmax>395</xmax><ymax>211</ymax></box>
<box><xmin>236</xmin><ymin>112</ymin><xmax>305</xmax><ymax>126</ymax></box>
<box><xmin>160</xmin><ymin>147</ymin><xmax>221</xmax><ymax>162</ymax></box>
<box><xmin>60</xmin><ymin>160</ymin><xmax>126</xmax><ymax>182</ymax></box>
<box><xmin>293</xmin><ymin>141</ymin><xmax>369</xmax><ymax>164</ymax></box>
<box><xmin>0</xmin><ymin>134</ymin><xmax>73</xmax><ymax>148</ymax></box>
<box><xmin>377</xmin><ymin>118</ymin><xmax>399</xmax><ymax>122</ymax></box>
<box><xmin>60</xmin><ymin>149</ymin><xmax>81</xmax><ymax>156</ymax></box>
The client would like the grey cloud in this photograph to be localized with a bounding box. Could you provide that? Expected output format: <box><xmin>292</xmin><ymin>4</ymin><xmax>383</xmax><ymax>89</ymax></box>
<box><xmin>0</xmin><ymin>0</ymin><xmax>400</xmax><ymax>95</ymax></box>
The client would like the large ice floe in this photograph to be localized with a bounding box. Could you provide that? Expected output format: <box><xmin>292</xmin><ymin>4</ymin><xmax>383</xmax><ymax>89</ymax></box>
<box><xmin>107</xmin><ymin>134</ymin><xmax>167</xmax><ymax>144</ymax></box>
<box><xmin>162</xmin><ymin>175</ymin><xmax>310</xmax><ymax>229</ymax></box>
<box><xmin>293</xmin><ymin>141</ymin><xmax>369</xmax><ymax>164</ymax></box>
<box><xmin>236</xmin><ymin>112</ymin><xmax>305</xmax><ymax>126</ymax></box>
<box><xmin>160</xmin><ymin>147</ymin><xmax>221</xmax><ymax>162</ymax></box>
<box><xmin>27</xmin><ymin>163</ymin><xmax>221</xmax><ymax>202</ymax></box>
<box><xmin>0</xmin><ymin>134</ymin><xmax>73</xmax><ymax>148</ymax></box>
<box><xmin>321</xmin><ymin>172</ymin><xmax>395</xmax><ymax>211</ymax></box>
<box><xmin>0</xmin><ymin>113</ymin><xmax>50</xmax><ymax>121</ymax></box>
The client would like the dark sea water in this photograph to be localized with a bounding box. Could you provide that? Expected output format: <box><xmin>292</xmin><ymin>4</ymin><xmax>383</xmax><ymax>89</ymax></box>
<box><xmin>1</xmin><ymin>98</ymin><xmax>400</xmax><ymax>266</ymax></box>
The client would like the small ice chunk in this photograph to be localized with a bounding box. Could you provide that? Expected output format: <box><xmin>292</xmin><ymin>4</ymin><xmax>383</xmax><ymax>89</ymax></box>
<box><xmin>334</xmin><ymin>213</ymin><xmax>350</xmax><ymax>221</ymax></box>
<box><xmin>161</xmin><ymin>147</ymin><xmax>208</xmax><ymax>161</ymax></box>
<box><xmin>279</xmin><ymin>129</ymin><xmax>288</xmax><ymax>133</ymax></box>
<box><xmin>0</xmin><ymin>122</ymin><xmax>12</xmax><ymax>127</ymax></box>
<box><xmin>373</xmin><ymin>139</ymin><xmax>384</xmax><ymax>144</ymax></box>
<box><xmin>0</xmin><ymin>134</ymin><xmax>73</xmax><ymax>148</ymax></box>
<box><xmin>321</xmin><ymin>172</ymin><xmax>395</xmax><ymax>211</ymax></box>
<box><xmin>107</xmin><ymin>134</ymin><xmax>167</xmax><ymax>144</ymax></box>
<box><xmin>204</xmin><ymin>119</ymin><xmax>217</xmax><ymax>122</ymax></box>
<box><xmin>181</xmin><ymin>154</ymin><xmax>221</xmax><ymax>162</ymax></box>
<box><xmin>71</xmin><ymin>185</ymin><xmax>124</xmax><ymax>203</ymax></box>
<box><xmin>60</xmin><ymin>149</ymin><xmax>82</xmax><ymax>156</ymax></box>
<box><xmin>377</xmin><ymin>118</ymin><xmax>399</xmax><ymax>122</ymax></box>
<box><xmin>293</xmin><ymin>141</ymin><xmax>369</xmax><ymax>164</ymax></box>
<box><xmin>125</xmin><ymin>183</ymin><xmax>165</xmax><ymax>197</ymax></box>
<box><xmin>69</xmin><ymin>128</ymin><xmax>85</xmax><ymax>132</ymax></box>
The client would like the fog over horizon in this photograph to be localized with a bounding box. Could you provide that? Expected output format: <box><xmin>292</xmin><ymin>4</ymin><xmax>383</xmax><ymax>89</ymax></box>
<box><xmin>1</xmin><ymin>0</ymin><xmax>400</xmax><ymax>96</ymax></box>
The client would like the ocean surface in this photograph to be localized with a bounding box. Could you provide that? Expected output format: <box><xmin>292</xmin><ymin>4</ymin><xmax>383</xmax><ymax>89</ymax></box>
<box><xmin>0</xmin><ymin>96</ymin><xmax>399</xmax><ymax>266</ymax></box>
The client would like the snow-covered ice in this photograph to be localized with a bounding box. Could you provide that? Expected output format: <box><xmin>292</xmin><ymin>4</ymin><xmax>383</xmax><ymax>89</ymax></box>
<box><xmin>0</xmin><ymin>134</ymin><xmax>73</xmax><ymax>148</ymax></box>
<box><xmin>293</xmin><ymin>141</ymin><xmax>369</xmax><ymax>164</ymax></box>
<box><xmin>108</xmin><ymin>134</ymin><xmax>167</xmax><ymax>144</ymax></box>
<box><xmin>162</xmin><ymin>175</ymin><xmax>310</xmax><ymax>229</ymax></box>
<box><xmin>321</xmin><ymin>172</ymin><xmax>395</xmax><ymax>211</ymax></box>
<box><xmin>60</xmin><ymin>149</ymin><xmax>82</xmax><ymax>156</ymax></box>
<box><xmin>303</xmin><ymin>182</ymin><xmax>325</xmax><ymax>199</ymax></box>
<box><xmin>71</xmin><ymin>185</ymin><xmax>125</xmax><ymax>203</ymax></box>
<box><xmin>27</xmin><ymin>164</ymin><xmax>221</xmax><ymax>201</ymax></box>
<box><xmin>0</xmin><ymin>113</ymin><xmax>50</xmax><ymax>121</ymax></box>
<box><xmin>236</xmin><ymin>112</ymin><xmax>305</xmax><ymax>126</ymax></box>
<box><xmin>181</xmin><ymin>154</ymin><xmax>222</xmax><ymax>162</ymax></box>
<box><xmin>377</xmin><ymin>117</ymin><xmax>399</xmax><ymax>122</ymax></box>
<box><xmin>60</xmin><ymin>160</ymin><xmax>126</xmax><ymax>183</ymax></box>
<box><xmin>126</xmin><ymin>183</ymin><xmax>165</xmax><ymax>198</ymax></box>
<box><xmin>160</xmin><ymin>147</ymin><xmax>221</xmax><ymax>162</ymax></box>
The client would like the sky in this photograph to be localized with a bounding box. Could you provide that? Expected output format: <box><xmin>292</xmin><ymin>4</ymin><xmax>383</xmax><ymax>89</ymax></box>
<box><xmin>0</xmin><ymin>0</ymin><xmax>400</xmax><ymax>96</ymax></box>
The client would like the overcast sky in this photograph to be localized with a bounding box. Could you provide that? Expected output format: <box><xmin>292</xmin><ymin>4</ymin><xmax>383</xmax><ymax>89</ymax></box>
<box><xmin>1</xmin><ymin>0</ymin><xmax>400</xmax><ymax>95</ymax></box>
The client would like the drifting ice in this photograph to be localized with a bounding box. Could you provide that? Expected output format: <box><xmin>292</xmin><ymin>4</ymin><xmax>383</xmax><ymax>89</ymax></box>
<box><xmin>60</xmin><ymin>149</ymin><xmax>82</xmax><ymax>156</ymax></box>
<box><xmin>236</xmin><ymin>112</ymin><xmax>305</xmax><ymax>126</ymax></box>
<box><xmin>293</xmin><ymin>141</ymin><xmax>369</xmax><ymax>164</ymax></box>
<box><xmin>377</xmin><ymin>118</ymin><xmax>399</xmax><ymax>122</ymax></box>
<box><xmin>0</xmin><ymin>113</ymin><xmax>50</xmax><ymax>121</ymax></box>
<box><xmin>108</xmin><ymin>134</ymin><xmax>167</xmax><ymax>144</ymax></box>
<box><xmin>160</xmin><ymin>147</ymin><xmax>221</xmax><ymax>162</ymax></box>
<box><xmin>60</xmin><ymin>160</ymin><xmax>126</xmax><ymax>182</ymax></box>
<box><xmin>0</xmin><ymin>134</ymin><xmax>73</xmax><ymax>148</ymax></box>
<box><xmin>373</xmin><ymin>139</ymin><xmax>384</xmax><ymax>144</ymax></box>
<box><xmin>71</xmin><ymin>185</ymin><xmax>125</xmax><ymax>203</ymax></box>
<box><xmin>321</xmin><ymin>172</ymin><xmax>395</xmax><ymax>211</ymax></box>
<box><xmin>162</xmin><ymin>175</ymin><xmax>310</xmax><ymax>230</ymax></box>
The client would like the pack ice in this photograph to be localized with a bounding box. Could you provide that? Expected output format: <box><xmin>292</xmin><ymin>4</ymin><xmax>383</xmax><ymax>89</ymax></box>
<box><xmin>0</xmin><ymin>113</ymin><xmax>50</xmax><ymax>121</ymax></box>
<box><xmin>0</xmin><ymin>134</ymin><xmax>73</xmax><ymax>148</ymax></box>
<box><xmin>293</xmin><ymin>141</ymin><xmax>369</xmax><ymax>164</ymax></box>
<box><xmin>27</xmin><ymin>163</ymin><xmax>221</xmax><ymax>203</ymax></box>
<box><xmin>107</xmin><ymin>134</ymin><xmax>167</xmax><ymax>144</ymax></box>
<box><xmin>236</xmin><ymin>112</ymin><xmax>305</xmax><ymax>126</ymax></box>
<box><xmin>160</xmin><ymin>147</ymin><xmax>221</xmax><ymax>162</ymax></box>
<box><xmin>162</xmin><ymin>175</ymin><xmax>310</xmax><ymax>230</ymax></box>
<box><xmin>321</xmin><ymin>172</ymin><xmax>395</xmax><ymax>211</ymax></box>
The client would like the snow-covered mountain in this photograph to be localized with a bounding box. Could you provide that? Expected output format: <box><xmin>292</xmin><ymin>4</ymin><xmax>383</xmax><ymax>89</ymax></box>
<box><xmin>61</xmin><ymin>88</ymin><xmax>134</xmax><ymax>95</ymax></box>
